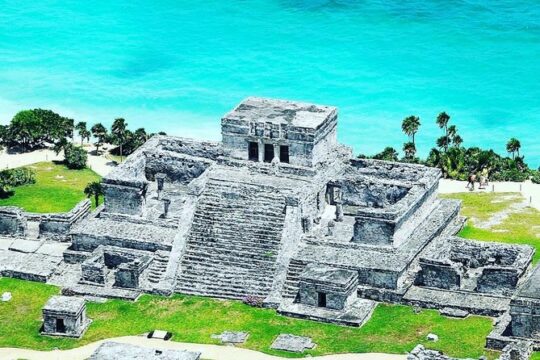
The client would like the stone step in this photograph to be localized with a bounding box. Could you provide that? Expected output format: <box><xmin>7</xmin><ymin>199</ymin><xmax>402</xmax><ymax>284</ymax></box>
<box><xmin>184</xmin><ymin>238</ymin><xmax>281</xmax><ymax>253</ymax></box>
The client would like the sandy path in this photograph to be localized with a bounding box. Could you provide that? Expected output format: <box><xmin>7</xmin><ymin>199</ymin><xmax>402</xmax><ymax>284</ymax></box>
<box><xmin>0</xmin><ymin>336</ymin><xmax>407</xmax><ymax>360</ymax></box>
<box><xmin>0</xmin><ymin>147</ymin><xmax>115</xmax><ymax>177</ymax></box>
<box><xmin>439</xmin><ymin>179</ymin><xmax>540</xmax><ymax>211</ymax></box>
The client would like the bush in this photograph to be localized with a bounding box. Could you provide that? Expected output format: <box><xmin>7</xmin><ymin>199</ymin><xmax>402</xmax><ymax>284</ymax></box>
<box><xmin>532</xmin><ymin>171</ymin><xmax>540</xmax><ymax>184</ymax></box>
<box><xmin>0</xmin><ymin>167</ymin><xmax>36</xmax><ymax>196</ymax></box>
<box><xmin>64</xmin><ymin>144</ymin><xmax>87</xmax><ymax>169</ymax></box>
<box><xmin>242</xmin><ymin>295</ymin><xmax>265</xmax><ymax>308</ymax></box>
<box><xmin>490</xmin><ymin>169</ymin><xmax>530</xmax><ymax>182</ymax></box>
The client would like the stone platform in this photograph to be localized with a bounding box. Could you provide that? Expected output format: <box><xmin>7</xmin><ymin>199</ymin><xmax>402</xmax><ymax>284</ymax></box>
<box><xmin>403</xmin><ymin>286</ymin><xmax>510</xmax><ymax>316</ymax></box>
<box><xmin>277</xmin><ymin>297</ymin><xmax>376</xmax><ymax>327</ymax></box>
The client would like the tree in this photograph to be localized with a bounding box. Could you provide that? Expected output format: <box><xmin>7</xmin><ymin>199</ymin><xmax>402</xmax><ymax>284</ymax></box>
<box><xmin>111</xmin><ymin>118</ymin><xmax>128</xmax><ymax>162</ymax></box>
<box><xmin>76</xmin><ymin>122</ymin><xmax>90</xmax><ymax>146</ymax></box>
<box><xmin>506</xmin><ymin>138</ymin><xmax>521</xmax><ymax>159</ymax></box>
<box><xmin>33</xmin><ymin>109</ymin><xmax>72</xmax><ymax>143</ymax></box>
<box><xmin>372</xmin><ymin>147</ymin><xmax>399</xmax><ymax>162</ymax></box>
<box><xmin>84</xmin><ymin>181</ymin><xmax>103</xmax><ymax>207</ymax></box>
<box><xmin>0</xmin><ymin>125</ymin><xmax>8</xmax><ymax>150</ymax></box>
<box><xmin>9</xmin><ymin>110</ymin><xmax>43</xmax><ymax>149</ymax></box>
<box><xmin>436</xmin><ymin>136</ymin><xmax>449</xmax><ymax>151</ymax></box>
<box><xmin>52</xmin><ymin>137</ymin><xmax>69</xmax><ymax>155</ymax></box>
<box><xmin>402</xmin><ymin>141</ymin><xmax>416</xmax><ymax>159</ymax></box>
<box><xmin>64</xmin><ymin>144</ymin><xmax>87</xmax><ymax>169</ymax></box>
<box><xmin>436</xmin><ymin>112</ymin><xmax>451</xmax><ymax>152</ymax></box>
<box><xmin>453</xmin><ymin>135</ymin><xmax>463</xmax><ymax>148</ymax></box>
<box><xmin>91</xmin><ymin>123</ymin><xmax>108</xmax><ymax>155</ymax></box>
<box><xmin>401</xmin><ymin>115</ymin><xmax>421</xmax><ymax>145</ymax></box>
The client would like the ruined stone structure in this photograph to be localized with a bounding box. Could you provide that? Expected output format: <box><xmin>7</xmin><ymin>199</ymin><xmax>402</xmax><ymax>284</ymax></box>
<box><xmin>41</xmin><ymin>295</ymin><xmax>90</xmax><ymax>338</ymax></box>
<box><xmin>2</xmin><ymin>97</ymin><xmax>540</xmax><ymax>358</ymax></box>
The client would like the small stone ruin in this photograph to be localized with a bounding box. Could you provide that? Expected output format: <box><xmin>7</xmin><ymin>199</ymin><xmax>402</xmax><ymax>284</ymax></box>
<box><xmin>41</xmin><ymin>295</ymin><xmax>90</xmax><ymax>338</ymax></box>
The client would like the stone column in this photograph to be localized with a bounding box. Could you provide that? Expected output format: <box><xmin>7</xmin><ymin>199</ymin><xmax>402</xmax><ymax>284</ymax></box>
<box><xmin>335</xmin><ymin>201</ymin><xmax>344</xmax><ymax>222</ymax></box>
<box><xmin>258</xmin><ymin>140</ymin><xmax>264</xmax><ymax>162</ymax></box>
<box><xmin>302</xmin><ymin>217</ymin><xmax>313</xmax><ymax>233</ymax></box>
<box><xmin>162</xmin><ymin>198</ymin><xmax>171</xmax><ymax>218</ymax></box>
<box><xmin>326</xmin><ymin>220</ymin><xmax>336</xmax><ymax>236</ymax></box>
<box><xmin>155</xmin><ymin>173</ymin><xmax>166</xmax><ymax>199</ymax></box>
<box><xmin>273</xmin><ymin>144</ymin><xmax>280</xmax><ymax>162</ymax></box>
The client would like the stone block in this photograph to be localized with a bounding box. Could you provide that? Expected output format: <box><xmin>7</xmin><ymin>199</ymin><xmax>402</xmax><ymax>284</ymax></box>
<box><xmin>270</xmin><ymin>334</ymin><xmax>316</xmax><ymax>353</ymax></box>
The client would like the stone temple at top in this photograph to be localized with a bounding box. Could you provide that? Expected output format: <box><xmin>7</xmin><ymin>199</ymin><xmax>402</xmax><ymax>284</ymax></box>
<box><xmin>2</xmin><ymin>97</ymin><xmax>540</xmax><ymax>349</ymax></box>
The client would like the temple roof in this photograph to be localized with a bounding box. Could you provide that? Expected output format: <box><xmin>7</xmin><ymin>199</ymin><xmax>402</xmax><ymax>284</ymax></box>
<box><xmin>223</xmin><ymin>97</ymin><xmax>336</xmax><ymax>129</ymax></box>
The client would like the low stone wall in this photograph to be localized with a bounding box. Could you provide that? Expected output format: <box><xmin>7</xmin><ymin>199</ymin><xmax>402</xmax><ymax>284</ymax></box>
<box><xmin>0</xmin><ymin>207</ymin><xmax>27</xmax><ymax>236</ymax></box>
<box><xmin>38</xmin><ymin>200</ymin><xmax>91</xmax><ymax>239</ymax></box>
<box><xmin>0</xmin><ymin>200</ymin><xmax>90</xmax><ymax>239</ymax></box>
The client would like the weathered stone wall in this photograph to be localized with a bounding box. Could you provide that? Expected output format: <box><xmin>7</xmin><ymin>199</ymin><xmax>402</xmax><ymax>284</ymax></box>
<box><xmin>102</xmin><ymin>182</ymin><xmax>147</xmax><ymax>215</ymax></box>
<box><xmin>39</xmin><ymin>200</ymin><xmax>91</xmax><ymax>239</ymax></box>
<box><xmin>357</xmin><ymin>267</ymin><xmax>399</xmax><ymax>289</ymax></box>
<box><xmin>340</xmin><ymin>180</ymin><xmax>409</xmax><ymax>208</ymax></box>
<box><xmin>0</xmin><ymin>207</ymin><xmax>26</xmax><ymax>236</ymax></box>
<box><xmin>352</xmin><ymin>218</ymin><xmax>395</xmax><ymax>245</ymax></box>
<box><xmin>81</xmin><ymin>252</ymin><xmax>107</xmax><ymax>284</ymax></box>
<box><xmin>43</xmin><ymin>311</ymin><xmax>84</xmax><ymax>336</ymax></box>
<box><xmin>415</xmin><ymin>261</ymin><xmax>461</xmax><ymax>290</ymax></box>
<box><xmin>144</xmin><ymin>151</ymin><xmax>213</xmax><ymax>184</ymax></box>
<box><xmin>155</xmin><ymin>136</ymin><xmax>222</xmax><ymax>160</ymax></box>
<box><xmin>476</xmin><ymin>268</ymin><xmax>520</xmax><ymax>295</ymax></box>
<box><xmin>509</xmin><ymin>297</ymin><xmax>540</xmax><ymax>338</ymax></box>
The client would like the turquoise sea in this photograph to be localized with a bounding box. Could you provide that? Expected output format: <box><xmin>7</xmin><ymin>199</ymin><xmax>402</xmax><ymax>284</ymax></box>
<box><xmin>0</xmin><ymin>1</ymin><xmax>539</xmax><ymax>166</ymax></box>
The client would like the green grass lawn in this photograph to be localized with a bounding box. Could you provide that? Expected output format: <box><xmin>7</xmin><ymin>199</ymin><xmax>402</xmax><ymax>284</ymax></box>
<box><xmin>0</xmin><ymin>162</ymin><xmax>101</xmax><ymax>213</ymax></box>
<box><xmin>0</xmin><ymin>278</ymin><xmax>497</xmax><ymax>358</ymax></box>
<box><xmin>442</xmin><ymin>192</ymin><xmax>540</xmax><ymax>263</ymax></box>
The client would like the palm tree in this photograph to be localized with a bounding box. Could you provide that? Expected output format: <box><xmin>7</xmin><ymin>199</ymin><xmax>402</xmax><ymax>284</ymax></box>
<box><xmin>75</xmin><ymin>121</ymin><xmax>87</xmax><ymax>146</ymax></box>
<box><xmin>52</xmin><ymin>137</ymin><xmax>69</xmax><ymax>155</ymax></box>
<box><xmin>436</xmin><ymin>112</ymin><xmax>451</xmax><ymax>152</ymax></box>
<box><xmin>436</xmin><ymin>136</ymin><xmax>449</xmax><ymax>151</ymax></box>
<box><xmin>75</xmin><ymin>122</ymin><xmax>90</xmax><ymax>146</ymax></box>
<box><xmin>372</xmin><ymin>147</ymin><xmax>399</xmax><ymax>162</ymax></box>
<box><xmin>91</xmin><ymin>123</ymin><xmax>108</xmax><ymax>155</ymax></box>
<box><xmin>84</xmin><ymin>181</ymin><xmax>103</xmax><ymax>207</ymax></box>
<box><xmin>401</xmin><ymin>115</ymin><xmax>421</xmax><ymax>145</ymax></box>
<box><xmin>403</xmin><ymin>141</ymin><xmax>416</xmax><ymax>159</ymax></box>
<box><xmin>453</xmin><ymin>135</ymin><xmax>463</xmax><ymax>148</ymax></box>
<box><xmin>506</xmin><ymin>138</ymin><xmax>521</xmax><ymax>159</ymax></box>
<box><xmin>111</xmin><ymin>118</ymin><xmax>128</xmax><ymax>162</ymax></box>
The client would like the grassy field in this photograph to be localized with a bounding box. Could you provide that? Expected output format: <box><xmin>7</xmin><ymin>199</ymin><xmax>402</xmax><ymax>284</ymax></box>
<box><xmin>442</xmin><ymin>192</ymin><xmax>540</xmax><ymax>263</ymax></box>
<box><xmin>0</xmin><ymin>278</ymin><xmax>497</xmax><ymax>359</ymax></box>
<box><xmin>0</xmin><ymin>162</ymin><xmax>101</xmax><ymax>213</ymax></box>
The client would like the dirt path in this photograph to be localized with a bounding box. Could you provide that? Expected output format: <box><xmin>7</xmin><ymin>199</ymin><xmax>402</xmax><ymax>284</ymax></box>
<box><xmin>0</xmin><ymin>336</ymin><xmax>407</xmax><ymax>360</ymax></box>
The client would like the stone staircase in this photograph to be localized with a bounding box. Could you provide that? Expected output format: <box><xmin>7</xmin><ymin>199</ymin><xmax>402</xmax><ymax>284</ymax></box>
<box><xmin>176</xmin><ymin>178</ymin><xmax>287</xmax><ymax>299</ymax></box>
<box><xmin>147</xmin><ymin>251</ymin><xmax>170</xmax><ymax>284</ymax></box>
<box><xmin>281</xmin><ymin>259</ymin><xmax>309</xmax><ymax>299</ymax></box>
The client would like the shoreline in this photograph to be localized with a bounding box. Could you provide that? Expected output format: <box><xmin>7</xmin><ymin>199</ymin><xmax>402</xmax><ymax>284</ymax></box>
<box><xmin>0</xmin><ymin>335</ymin><xmax>407</xmax><ymax>360</ymax></box>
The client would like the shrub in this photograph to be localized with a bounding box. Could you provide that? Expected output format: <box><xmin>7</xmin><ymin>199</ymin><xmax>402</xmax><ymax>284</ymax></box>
<box><xmin>490</xmin><ymin>169</ymin><xmax>530</xmax><ymax>182</ymax></box>
<box><xmin>64</xmin><ymin>144</ymin><xmax>88</xmax><ymax>169</ymax></box>
<box><xmin>532</xmin><ymin>171</ymin><xmax>540</xmax><ymax>184</ymax></box>
<box><xmin>0</xmin><ymin>167</ymin><xmax>36</xmax><ymax>196</ymax></box>
<box><xmin>242</xmin><ymin>295</ymin><xmax>265</xmax><ymax>308</ymax></box>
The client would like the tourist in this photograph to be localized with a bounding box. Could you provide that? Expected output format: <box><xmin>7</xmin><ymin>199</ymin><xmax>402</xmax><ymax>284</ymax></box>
<box><xmin>466</xmin><ymin>173</ymin><xmax>476</xmax><ymax>191</ymax></box>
